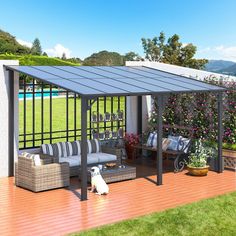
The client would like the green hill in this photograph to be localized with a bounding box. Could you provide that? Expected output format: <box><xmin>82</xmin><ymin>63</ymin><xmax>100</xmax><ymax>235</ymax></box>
<box><xmin>0</xmin><ymin>29</ymin><xmax>80</xmax><ymax>66</ymax></box>
<box><xmin>0</xmin><ymin>54</ymin><xmax>80</xmax><ymax>66</ymax></box>
<box><xmin>205</xmin><ymin>60</ymin><xmax>235</xmax><ymax>72</ymax></box>
<box><xmin>205</xmin><ymin>59</ymin><xmax>236</xmax><ymax>76</ymax></box>
<box><xmin>0</xmin><ymin>29</ymin><xmax>30</xmax><ymax>54</ymax></box>
<box><xmin>218</xmin><ymin>63</ymin><xmax>236</xmax><ymax>76</ymax></box>
<box><xmin>83</xmin><ymin>50</ymin><xmax>124</xmax><ymax>66</ymax></box>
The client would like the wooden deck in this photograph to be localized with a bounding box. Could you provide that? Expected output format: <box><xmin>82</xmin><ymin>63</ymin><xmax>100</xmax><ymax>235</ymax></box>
<box><xmin>0</xmin><ymin>159</ymin><xmax>236</xmax><ymax>236</ymax></box>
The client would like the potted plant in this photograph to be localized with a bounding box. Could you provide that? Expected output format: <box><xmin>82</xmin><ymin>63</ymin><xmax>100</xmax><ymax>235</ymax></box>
<box><xmin>186</xmin><ymin>140</ymin><xmax>214</xmax><ymax>176</ymax></box>
<box><xmin>123</xmin><ymin>133</ymin><xmax>139</xmax><ymax>161</ymax></box>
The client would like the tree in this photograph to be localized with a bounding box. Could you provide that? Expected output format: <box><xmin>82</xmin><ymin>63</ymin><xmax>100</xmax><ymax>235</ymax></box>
<box><xmin>124</xmin><ymin>51</ymin><xmax>143</xmax><ymax>62</ymax></box>
<box><xmin>61</xmin><ymin>52</ymin><xmax>66</xmax><ymax>60</ymax></box>
<box><xmin>83</xmin><ymin>50</ymin><xmax>124</xmax><ymax>66</ymax></box>
<box><xmin>141</xmin><ymin>32</ymin><xmax>208</xmax><ymax>69</ymax></box>
<box><xmin>66</xmin><ymin>57</ymin><xmax>83</xmax><ymax>64</ymax></box>
<box><xmin>42</xmin><ymin>52</ymin><xmax>48</xmax><ymax>57</ymax></box>
<box><xmin>31</xmin><ymin>38</ymin><xmax>42</xmax><ymax>55</ymax></box>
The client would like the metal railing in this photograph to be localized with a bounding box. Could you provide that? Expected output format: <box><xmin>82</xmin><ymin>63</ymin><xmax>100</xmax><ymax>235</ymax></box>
<box><xmin>19</xmin><ymin>78</ymin><xmax>126</xmax><ymax>149</ymax></box>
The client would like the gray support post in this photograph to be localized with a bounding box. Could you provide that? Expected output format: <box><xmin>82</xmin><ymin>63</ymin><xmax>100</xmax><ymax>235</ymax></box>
<box><xmin>8</xmin><ymin>70</ymin><xmax>14</xmax><ymax>177</ymax></box>
<box><xmin>156</xmin><ymin>95</ymin><xmax>163</xmax><ymax>185</ymax></box>
<box><xmin>217</xmin><ymin>92</ymin><xmax>223</xmax><ymax>173</ymax></box>
<box><xmin>81</xmin><ymin>97</ymin><xmax>88</xmax><ymax>200</ymax></box>
<box><xmin>137</xmin><ymin>96</ymin><xmax>142</xmax><ymax>135</ymax></box>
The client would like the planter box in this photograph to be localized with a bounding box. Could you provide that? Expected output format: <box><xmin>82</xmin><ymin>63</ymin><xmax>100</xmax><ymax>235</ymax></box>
<box><xmin>223</xmin><ymin>149</ymin><xmax>236</xmax><ymax>171</ymax></box>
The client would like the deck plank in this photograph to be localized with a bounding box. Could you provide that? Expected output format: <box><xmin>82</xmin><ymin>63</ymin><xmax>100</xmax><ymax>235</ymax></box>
<box><xmin>0</xmin><ymin>161</ymin><xmax>235</xmax><ymax>236</ymax></box>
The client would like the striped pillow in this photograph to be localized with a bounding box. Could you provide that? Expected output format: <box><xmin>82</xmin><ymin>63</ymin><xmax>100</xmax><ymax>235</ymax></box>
<box><xmin>41</xmin><ymin>144</ymin><xmax>54</xmax><ymax>156</ymax></box>
<box><xmin>87</xmin><ymin>140</ymin><xmax>92</xmax><ymax>154</ymax></box>
<box><xmin>90</xmin><ymin>139</ymin><xmax>101</xmax><ymax>153</ymax></box>
<box><xmin>54</xmin><ymin>142</ymin><xmax>68</xmax><ymax>157</ymax></box>
<box><xmin>71</xmin><ymin>141</ymin><xmax>81</xmax><ymax>155</ymax></box>
<box><xmin>42</xmin><ymin>142</ymin><xmax>67</xmax><ymax>157</ymax></box>
<box><xmin>64</xmin><ymin>142</ymin><xmax>73</xmax><ymax>157</ymax></box>
<box><xmin>152</xmin><ymin>133</ymin><xmax>158</xmax><ymax>148</ymax></box>
<box><xmin>146</xmin><ymin>133</ymin><xmax>155</xmax><ymax>147</ymax></box>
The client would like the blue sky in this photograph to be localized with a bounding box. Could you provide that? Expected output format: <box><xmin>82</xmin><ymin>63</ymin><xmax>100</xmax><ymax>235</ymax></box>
<box><xmin>1</xmin><ymin>0</ymin><xmax>236</xmax><ymax>61</ymax></box>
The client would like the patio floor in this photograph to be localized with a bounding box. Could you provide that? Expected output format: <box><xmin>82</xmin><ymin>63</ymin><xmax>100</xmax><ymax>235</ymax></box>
<box><xmin>0</xmin><ymin>159</ymin><xmax>236</xmax><ymax>236</ymax></box>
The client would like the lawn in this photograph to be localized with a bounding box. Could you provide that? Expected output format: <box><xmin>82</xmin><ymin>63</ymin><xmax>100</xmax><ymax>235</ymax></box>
<box><xmin>19</xmin><ymin>96</ymin><xmax>125</xmax><ymax>148</ymax></box>
<box><xmin>72</xmin><ymin>191</ymin><xmax>236</xmax><ymax>236</ymax></box>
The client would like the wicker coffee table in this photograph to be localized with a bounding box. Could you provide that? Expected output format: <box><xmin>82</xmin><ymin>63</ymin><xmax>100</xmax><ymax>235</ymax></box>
<box><xmin>86</xmin><ymin>165</ymin><xmax>136</xmax><ymax>183</ymax></box>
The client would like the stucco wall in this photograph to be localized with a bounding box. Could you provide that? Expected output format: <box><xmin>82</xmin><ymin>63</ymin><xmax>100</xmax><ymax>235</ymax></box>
<box><xmin>125</xmin><ymin>62</ymin><xmax>153</xmax><ymax>134</ymax></box>
<box><xmin>0</xmin><ymin>60</ymin><xmax>19</xmax><ymax>177</ymax></box>
<box><xmin>126</xmin><ymin>61</ymin><xmax>236</xmax><ymax>82</ymax></box>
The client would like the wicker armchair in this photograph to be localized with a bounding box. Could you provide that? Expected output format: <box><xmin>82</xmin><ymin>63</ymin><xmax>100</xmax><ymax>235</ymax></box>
<box><xmin>15</xmin><ymin>155</ymin><xmax>70</xmax><ymax>192</ymax></box>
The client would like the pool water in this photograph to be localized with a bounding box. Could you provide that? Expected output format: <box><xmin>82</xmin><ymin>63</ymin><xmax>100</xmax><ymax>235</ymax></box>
<box><xmin>18</xmin><ymin>89</ymin><xmax>59</xmax><ymax>99</ymax></box>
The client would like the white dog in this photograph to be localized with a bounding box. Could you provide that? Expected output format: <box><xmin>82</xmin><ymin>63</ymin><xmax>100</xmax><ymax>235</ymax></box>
<box><xmin>90</xmin><ymin>166</ymin><xmax>109</xmax><ymax>195</ymax></box>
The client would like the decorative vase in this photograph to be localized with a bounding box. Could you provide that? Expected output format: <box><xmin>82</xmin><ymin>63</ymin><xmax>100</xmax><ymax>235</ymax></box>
<box><xmin>125</xmin><ymin>145</ymin><xmax>134</xmax><ymax>160</ymax></box>
<box><xmin>187</xmin><ymin>165</ymin><xmax>209</xmax><ymax>176</ymax></box>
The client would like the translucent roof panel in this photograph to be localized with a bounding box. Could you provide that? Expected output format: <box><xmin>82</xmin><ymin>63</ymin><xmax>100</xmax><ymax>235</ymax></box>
<box><xmin>5</xmin><ymin>65</ymin><xmax>225</xmax><ymax>97</ymax></box>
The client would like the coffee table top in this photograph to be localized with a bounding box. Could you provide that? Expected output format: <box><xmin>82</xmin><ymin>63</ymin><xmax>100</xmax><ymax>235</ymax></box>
<box><xmin>86</xmin><ymin>165</ymin><xmax>136</xmax><ymax>183</ymax></box>
<box><xmin>103</xmin><ymin>165</ymin><xmax>135</xmax><ymax>173</ymax></box>
<box><xmin>88</xmin><ymin>165</ymin><xmax>136</xmax><ymax>174</ymax></box>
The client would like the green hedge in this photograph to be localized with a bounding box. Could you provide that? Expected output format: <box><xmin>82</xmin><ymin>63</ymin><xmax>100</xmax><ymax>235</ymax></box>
<box><xmin>0</xmin><ymin>54</ymin><xmax>80</xmax><ymax>66</ymax></box>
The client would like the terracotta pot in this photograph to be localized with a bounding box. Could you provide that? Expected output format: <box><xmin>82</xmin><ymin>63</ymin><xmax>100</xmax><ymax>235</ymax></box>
<box><xmin>187</xmin><ymin>165</ymin><xmax>209</xmax><ymax>176</ymax></box>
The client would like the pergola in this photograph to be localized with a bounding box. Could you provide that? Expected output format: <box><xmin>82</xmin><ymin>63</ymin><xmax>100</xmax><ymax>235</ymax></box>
<box><xmin>5</xmin><ymin>65</ymin><xmax>226</xmax><ymax>201</ymax></box>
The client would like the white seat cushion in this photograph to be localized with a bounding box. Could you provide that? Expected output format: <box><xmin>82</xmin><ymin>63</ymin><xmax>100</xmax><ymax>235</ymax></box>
<box><xmin>96</xmin><ymin>152</ymin><xmax>117</xmax><ymax>163</ymax></box>
<box><xmin>59</xmin><ymin>156</ymin><xmax>81</xmax><ymax>167</ymax></box>
<box><xmin>59</xmin><ymin>152</ymin><xmax>117</xmax><ymax>167</ymax></box>
<box><xmin>87</xmin><ymin>153</ymin><xmax>99</xmax><ymax>164</ymax></box>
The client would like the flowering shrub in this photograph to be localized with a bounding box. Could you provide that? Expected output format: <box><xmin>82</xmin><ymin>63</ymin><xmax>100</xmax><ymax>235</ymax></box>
<box><xmin>147</xmin><ymin>77</ymin><xmax>236</xmax><ymax>148</ymax></box>
<box><xmin>124</xmin><ymin>133</ymin><xmax>139</xmax><ymax>146</ymax></box>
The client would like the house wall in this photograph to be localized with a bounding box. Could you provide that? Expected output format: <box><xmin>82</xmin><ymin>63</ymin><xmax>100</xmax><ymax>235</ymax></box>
<box><xmin>0</xmin><ymin>60</ymin><xmax>19</xmax><ymax>177</ymax></box>
<box><xmin>126</xmin><ymin>61</ymin><xmax>236</xmax><ymax>82</ymax></box>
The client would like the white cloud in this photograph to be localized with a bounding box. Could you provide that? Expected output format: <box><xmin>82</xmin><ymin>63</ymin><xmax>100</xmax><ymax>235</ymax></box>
<box><xmin>182</xmin><ymin>43</ymin><xmax>190</xmax><ymax>47</ymax></box>
<box><xmin>197</xmin><ymin>45</ymin><xmax>236</xmax><ymax>62</ymax></box>
<box><xmin>16</xmin><ymin>38</ymin><xmax>32</xmax><ymax>48</ymax></box>
<box><xmin>45</xmin><ymin>44</ymin><xmax>72</xmax><ymax>58</ymax></box>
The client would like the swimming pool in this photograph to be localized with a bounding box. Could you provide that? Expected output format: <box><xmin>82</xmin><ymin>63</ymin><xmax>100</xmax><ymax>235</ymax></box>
<box><xmin>18</xmin><ymin>89</ymin><xmax>59</xmax><ymax>99</ymax></box>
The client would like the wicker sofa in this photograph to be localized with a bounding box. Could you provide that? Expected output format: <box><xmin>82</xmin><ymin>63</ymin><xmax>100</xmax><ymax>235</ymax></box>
<box><xmin>19</xmin><ymin>140</ymin><xmax>122</xmax><ymax>177</ymax></box>
<box><xmin>66</xmin><ymin>145</ymin><xmax>122</xmax><ymax>177</ymax></box>
<box><xmin>15</xmin><ymin>154</ymin><xmax>70</xmax><ymax>192</ymax></box>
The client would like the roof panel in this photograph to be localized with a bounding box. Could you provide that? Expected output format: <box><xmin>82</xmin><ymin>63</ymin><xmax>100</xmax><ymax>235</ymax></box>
<box><xmin>46</xmin><ymin>79</ymin><xmax>105</xmax><ymax>95</ymax></box>
<box><xmin>32</xmin><ymin>66</ymin><xmax>84</xmax><ymax>79</ymax></box>
<box><xmin>69</xmin><ymin>78</ymin><xmax>129</xmax><ymax>94</ymax></box>
<box><xmin>91</xmin><ymin>78</ymin><xmax>150</xmax><ymax>93</ymax></box>
<box><xmin>134</xmin><ymin>66</ymin><xmax>222</xmax><ymax>90</ymax></box>
<box><xmin>5</xmin><ymin>65</ymin><xmax>225</xmax><ymax>97</ymax></box>
<box><xmin>55</xmin><ymin>66</ymin><xmax>105</xmax><ymax>79</ymax></box>
<box><xmin>7</xmin><ymin>65</ymin><xmax>60</xmax><ymax>80</ymax></box>
<box><xmin>94</xmin><ymin>66</ymin><xmax>144</xmax><ymax>79</ymax></box>
<box><xmin>111</xmin><ymin>67</ymin><xmax>204</xmax><ymax>91</ymax></box>
<box><xmin>79</xmin><ymin>66</ymin><xmax>129</xmax><ymax>79</ymax></box>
